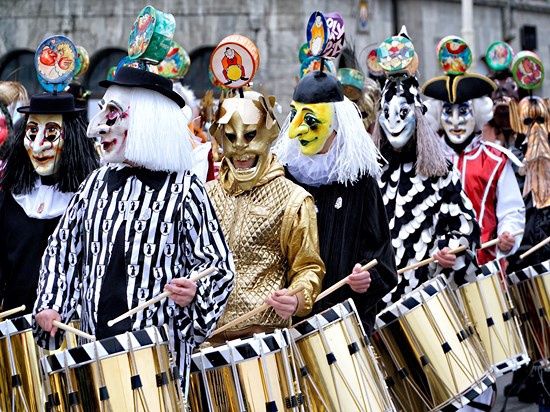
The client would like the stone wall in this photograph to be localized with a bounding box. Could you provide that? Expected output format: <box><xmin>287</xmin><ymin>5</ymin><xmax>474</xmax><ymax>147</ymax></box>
<box><xmin>0</xmin><ymin>0</ymin><xmax>548</xmax><ymax>108</ymax></box>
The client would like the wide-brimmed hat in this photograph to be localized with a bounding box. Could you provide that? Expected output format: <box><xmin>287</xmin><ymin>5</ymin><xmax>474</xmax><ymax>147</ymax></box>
<box><xmin>17</xmin><ymin>92</ymin><xmax>84</xmax><ymax>114</ymax></box>
<box><xmin>99</xmin><ymin>66</ymin><xmax>186</xmax><ymax>108</ymax></box>
<box><xmin>422</xmin><ymin>73</ymin><xmax>496</xmax><ymax>104</ymax></box>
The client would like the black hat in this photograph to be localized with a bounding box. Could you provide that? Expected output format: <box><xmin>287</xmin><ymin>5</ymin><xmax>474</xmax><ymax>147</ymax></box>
<box><xmin>422</xmin><ymin>73</ymin><xmax>496</xmax><ymax>104</ymax></box>
<box><xmin>293</xmin><ymin>71</ymin><xmax>344</xmax><ymax>104</ymax></box>
<box><xmin>99</xmin><ymin>66</ymin><xmax>186</xmax><ymax>108</ymax></box>
<box><xmin>17</xmin><ymin>93</ymin><xmax>84</xmax><ymax>114</ymax></box>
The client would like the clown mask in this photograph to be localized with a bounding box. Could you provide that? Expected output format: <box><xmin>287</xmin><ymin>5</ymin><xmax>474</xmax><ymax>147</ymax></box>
<box><xmin>379</xmin><ymin>95</ymin><xmax>416</xmax><ymax>149</ymax></box>
<box><xmin>87</xmin><ymin>86</ymin><xmax>130</xmax><ymax>163</ymax></box>
<box><xmin>215</xmin><ymin>95</ymin><xmax>278</xmax><ymax>190</ymax></box>
<box><xmin>289</xmin><ymin>101</ymin><xmax>335</xmax><ymax>155</ymax></box>
<box><xmin>24</xmin><ymin>114</ymin><xmax>64</xmax><ymax>176</ymax></box>
<box><xmin>440</xmin><ymin>101</ymin><xmax>475</xmax><ymax>144</ymax></box>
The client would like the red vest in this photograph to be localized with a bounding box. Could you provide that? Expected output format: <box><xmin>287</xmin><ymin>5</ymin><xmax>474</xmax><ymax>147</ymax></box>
<box><xmin>457</xmin><ymin>144</ymin><xmax>508</xmax><ymax>264</ymax></box>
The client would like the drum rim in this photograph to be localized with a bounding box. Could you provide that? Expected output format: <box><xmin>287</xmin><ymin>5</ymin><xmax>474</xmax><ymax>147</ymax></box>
<box><xmin>507</xmin><ymin>259</ymin><xmax>550</xmax><ymax>285</ymax></box>
<box><xmin>42</xmin><ymin>326</ymin><xmax>169</xmax><ymax>374</ymax></box>
<box><xmin>457</xmin><ymin>259</ymin><xmax>501</xmax><ymax>288</ymax></box>
<box><xmin>190</xmin><ymin>329</ymin><xmax>288</xmax><ymax>373</ymax></box>
<box><xmin>0</xmin><ymin>313</ymin><xmax>33</xmax><ymax>338</ymax></box>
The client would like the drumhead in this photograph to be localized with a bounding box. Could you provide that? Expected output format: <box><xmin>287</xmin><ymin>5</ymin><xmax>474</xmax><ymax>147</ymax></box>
<box><xmin>42</xmin><ymin>326</ymin><xmax>169</xmax><ymax>374</ymax></box>
<box><xmin>508</xmin><ymin>259</ymin><xmax>550</xmax><ymax>285</ymax></box>
<box><xmin>190</xmin><ymin>329</ymin><xmax>288</xmax><ymax>373</ymax></box>
<box><xmin>289</xmin><ymin>299</ymin><xmax>361</xmax><ymax>341</ymax></box>
<box><xmin>0</xmin><ymin>314</ymin><xmax>32</xmax><ymax>338</ymax></box>
<box><xmin>375</xmin><ymin>275</ymin><xmax>448</xmax><ymax>329</ymax></box>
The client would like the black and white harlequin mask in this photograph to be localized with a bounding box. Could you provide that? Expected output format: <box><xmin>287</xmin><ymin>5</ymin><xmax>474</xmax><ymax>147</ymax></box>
<box><xmin>379</xmin><ymin>75</ymin><xmax>423</xmax><ymax>149</ymax></box>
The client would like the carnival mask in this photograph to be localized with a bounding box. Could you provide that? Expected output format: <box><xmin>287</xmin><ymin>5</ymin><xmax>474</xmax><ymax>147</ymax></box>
<box><xmin>289</xmin><ymin>101</ymin><xmax>335</xmax><ymax>155</ymax></box>
<box><xmin>379</xmin><ymin>95</ymin><xmax>416</xmax><ymax>149</ymax></box>
<box><xmin>491</xmin><ymin>77</ymin><xmax>519</xmax><ymax>130</ymax></box>
<box><xmin>24</xmin><ymin>114</ymin><xmax>64</xmax><ymax>176</ymax></box>
<box><xmin>440</xmin><ymin>101</ymin><xmax>475</xmax><ymax>144</ymax></box>
<box><xmin>87</xmin><ymin>86</ymin><xmax>130</xmax><ymax>163</ymax></box>
<box><xmin>214</xmin><ymin>94</ymin><xmax>278</xmax><ymax>190</ymax></box>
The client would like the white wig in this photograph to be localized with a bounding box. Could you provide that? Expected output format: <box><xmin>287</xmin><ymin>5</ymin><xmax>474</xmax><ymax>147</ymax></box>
<box><xmin>272</xmin><ymin>96</ymin><xmax>381</xmax><ymax>186</ymax></box>
<box><xmin>424</xmin><ymin>96</ymin><xmax>494</xmax><ymax>133</ymax></box>
<box><xmin>125</xmin><ymin>86</ymin><xmax>193</xmax><ymax>173</ymax></box>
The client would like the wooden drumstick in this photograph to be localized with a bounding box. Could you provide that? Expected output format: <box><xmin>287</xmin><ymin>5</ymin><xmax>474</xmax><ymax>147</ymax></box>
<box><xmin>315</xmin><ymin>259</ymin><xmax>378</xmax><ymax>303</ymax></box>
<box><xmin>0</xmin><ymin>304</ymin><xmax>26</xmax><ymax>320</ymax></box>
<box><xmin>520</xmin><ymin>235</ymin><xmax>550</xmax><ymax>260</ymax></box>
<box><xmin>52</xmin><ymin>320</ymin><xmax>95</xmax><ymax>341</ymax></box>
<box><xmin>479</xmin><ymin>229</ymin><xmax>524</xmax><ymax>250</ymax></box>
<box><xmin>107</xmin><ymin>267</ymin><xmax>217</xmax><ymax>327</ymax></box>
<box><xmin>397</xmin><ymin>245</ymin><xmax>467</xmax><ymax>275</ymax></box>
<box><xmin>213</xmin><ymin>284</ymin><xmax>306</xmax><ymax>336</ymax></box>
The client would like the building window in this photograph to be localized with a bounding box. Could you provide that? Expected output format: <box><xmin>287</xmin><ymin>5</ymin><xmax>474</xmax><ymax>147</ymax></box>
<box><xmin>0</xmin><ymin>49</ymin><xmax>41</xmax><ymax>94</ymax></box>
<box><xmin>180</xmin><ymin>46</ymin><xmax>216</xmax><ymax>99</ymax></box>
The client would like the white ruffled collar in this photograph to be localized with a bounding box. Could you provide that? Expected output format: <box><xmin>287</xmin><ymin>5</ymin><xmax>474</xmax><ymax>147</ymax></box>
<box><xmin>12</xmin><ymin>179</ymin><xmax>74</xmax><ymax>219</ymax></box>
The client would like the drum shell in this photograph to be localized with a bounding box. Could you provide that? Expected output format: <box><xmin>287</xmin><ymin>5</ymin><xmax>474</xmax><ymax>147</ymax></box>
<box><xmin>291</xmin><ymin>299</ymin><xmax>394</xmax><ymax>412</ymax></box>
<box><xmin>374</xmin><ymin>276</ymin><xmax>494</xmax><ymax>411</ymax></box>
<box><xmin>457</xmin><ymin>267</ymin><xmax>530</xmax><ymax>376</ymax></box>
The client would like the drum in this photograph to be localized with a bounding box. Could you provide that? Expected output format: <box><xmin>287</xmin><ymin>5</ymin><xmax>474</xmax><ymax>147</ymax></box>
<box><xmin>373</xmin><ymin>276</ymin><xmax>494</xmax><ymax>412</ymax></box>
<box><xmin>456</xmin><ymin>260</ymin><xmax>530</xmax><ymax>376</ymax></box>
<box><xmin>290</xmin><ymin>299</ymin><xmax>395</xmax><ymax>412</ymax></box>
<box><xmin>0</xmin><ymin>314</ymin><xmax>80</xmax><ymax>412</ymax></box>
<box><xmin>188</xmin><ymin>329</ymin><xmax>299</xmax><ymax>412</ymax></box>
<box><xmin>41</xmin><ymin>326</ymin><xmax>182</xmax><ymax>412</ymax></box>
<box><xmin>508</xmin><ymin>259</ymin><xmax>550</xmax><ymax>369</ymax></box>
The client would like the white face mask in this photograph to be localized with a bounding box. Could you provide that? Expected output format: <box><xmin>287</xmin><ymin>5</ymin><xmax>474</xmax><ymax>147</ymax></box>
<box><xmin>440</xmin><ymin>101</ymin><xmax>475</xmax><ymax>144</ymax></box>
<box><xmin>87</xmin><ymin>86</ymin><xmax>131</xmax><ymax>164</ymax></box>
<box><xmin>379</xmin><ymin>95</ymin><xmax>416</xmax><ymax>149</ymax></box>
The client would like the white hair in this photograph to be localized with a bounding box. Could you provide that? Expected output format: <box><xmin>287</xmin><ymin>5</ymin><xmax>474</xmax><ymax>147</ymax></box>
<box><xmin>272</xmin><ymin>96</ymin><xmax>381</xmax><ymax>186</ymax></box>
<box><xmin>125</xmin><ymin>87</ymin><xmax>193</xmax><ymax>172</ymax></box>
<box><xmin>423</xmin><ymin>96</ymin><xmax>494</xmax><ymax>133</ymax></box>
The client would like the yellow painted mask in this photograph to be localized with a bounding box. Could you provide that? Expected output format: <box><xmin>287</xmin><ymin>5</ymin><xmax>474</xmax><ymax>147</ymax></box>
<box><xmin>289</xmin><ymin>101</ymin><xmax>335</xmax><ymax>155</ymax></box>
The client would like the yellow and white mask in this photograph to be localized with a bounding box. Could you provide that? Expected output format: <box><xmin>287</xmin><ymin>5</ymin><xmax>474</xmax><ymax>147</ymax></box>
<box><xmin>24</xmin><ymin>114</ymin><xmax>64</xmax><ymax>176</ymax></box>
<box><xmin>288</xmin><ymin>101</ymin><xmax>335</xmax><ymax>156</ymax></box>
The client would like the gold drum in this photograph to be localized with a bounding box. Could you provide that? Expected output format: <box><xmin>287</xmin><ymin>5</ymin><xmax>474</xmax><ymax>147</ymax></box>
<box><xmin>188</xmin><ymin>329</ymin><xmax>299</xmax><ymax>412</ymax></box>
<box><xmin>41</xmin><ymin>326</ymin><xmax>182</xmax><ymax>412</ymax></box>
<box><xmin>508</xmin><ymin>259</ymin><xmax>550</xmax><ymax>369</ymax></box>
<box><xmin>290</xmin><ymin>299</ymin><xmax>395</xmax><ymax>412</ymax></box>
<box><xmin>457</xmin><ymin>260</ymin><xmax>530</xmax><ymax>376</ymax></box>
<box><xmin>373</xmin><ymin>276</ymin><xmax>494</xmax><ymax>411</ymax></box>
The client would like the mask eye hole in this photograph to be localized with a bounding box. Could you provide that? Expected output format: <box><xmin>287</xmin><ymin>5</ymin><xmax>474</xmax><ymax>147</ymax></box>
<box><xmin>536</xmin><ymin>116</ymin><xmax>545</xmax><ymax>124</ymax></box>
<box><xmin>524</xmin><ymin>117</ymin><xmax>534</xmax><ymax>126</ymax></box>
<box><xmin>25</xmin><ymin>124</ymin><xmax>39</xmax><ymax>141</ymax></box>
<box><xmin>244</xmin><ymin>131</ymin><xmax>256</xmax><ymax>142</ymax></box>
<box><xmin>443</xmin><ymin>105</ymin><xmax>452</xmax><ymax>115</ymax></box>
<box><xmin>459</xmin><ymin>106</ymin><xmax>469</xmax><ymax>115</ymax></box>
<box><xmin>399</xmin><ymin>107</ymin><xmax>409</xmax><ymax>119</ymax></box>
<box><xmin>383</xmin><ymin>107</ymin><xmax>389</xmax><ymax>118</ymax></box>
<box><xmin>304</xmin><ymin>114</ymin><xmax>319</xmax><ymax>127</ymax></box>
<box><xmin>225</xmin><ymin>132</ymin><xmax>236</xmax><ymax>143</ymax></box>
<box><xmin>289</xmin><ymin>109</ymin><xmax>297</xmax><ymax>122</ymax></box>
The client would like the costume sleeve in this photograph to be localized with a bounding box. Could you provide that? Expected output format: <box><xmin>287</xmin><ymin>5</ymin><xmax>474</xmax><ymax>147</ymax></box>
<box><xmin>280</xmin><ymin>191</ymin><xmax>325</xmax><ymax>317</ymax></box>
<box><xmin>429</xmin><ymin>169</ymin><xmax>481</xmax><ymax>285</ymax></box>
<box><xmin>180</xmin><ymin>177</ymin><xmax>235</xmax><ymax>346</ymax></box>
<box><xmin>32</xmin><ymin>190</ymin><xmax>84</xmax><ymax>350</ymax></box>
<box><xmin>496</xmin><ymin>161</ymin><xmax>525</xmax><ymax>257</ymax></box>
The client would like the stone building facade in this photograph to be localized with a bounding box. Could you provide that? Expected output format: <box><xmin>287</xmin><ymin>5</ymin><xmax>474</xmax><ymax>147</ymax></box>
<box><xmin>1</xmin><ymin>0</ymin><xmax>549</xmax><ymax>111</ymax></box>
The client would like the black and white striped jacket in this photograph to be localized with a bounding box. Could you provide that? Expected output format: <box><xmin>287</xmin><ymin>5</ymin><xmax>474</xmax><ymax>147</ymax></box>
<box><xmin>33</xmin><ymin>165</ymin><xmax>235</xmax><ymax>384</ymax></box>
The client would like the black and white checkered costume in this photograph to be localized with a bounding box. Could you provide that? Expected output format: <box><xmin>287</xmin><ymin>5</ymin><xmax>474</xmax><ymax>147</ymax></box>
<box><xmin>33</xmin><ymin>165</ymin><xmax>235</xmax><ymax>386</ymax></box>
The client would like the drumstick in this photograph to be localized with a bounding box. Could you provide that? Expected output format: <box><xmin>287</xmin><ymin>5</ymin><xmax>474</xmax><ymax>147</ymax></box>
<box><xmin>397</xmin><ymin>245</ymin><xmax>467</xmax><ymax>275</ymax></box>
<box><xmin>213</xmin><ymin>284</ymin><xmax>305</xmax><ymax>336</ymax></box>
<box><xmin>520</xmin><ymin>235</ymin><xmax>550</xmax><ymax>260</ymax></box>
<box><xmin>0</xmin><ymin>304</ymin><xmax>25</xmax><ymax>319</ymax></box>
<box><xmin>315</xmin><ymin>259</ymin><xmax>378</xmax><ymax>303</ymax></box>
<box><xmin>479</xmin><ymin>229</ymin><xmax>524</xmax><ymax>250</ymax></box>
<box><xmin>107</xmin><ymin>267</ymin><xmax>217</xmax><ymax>328</ymax></box>
<box><xmin>52</xmin><ymin>320</ymin><xmax>95</xmax><ymax>341</ymax></box>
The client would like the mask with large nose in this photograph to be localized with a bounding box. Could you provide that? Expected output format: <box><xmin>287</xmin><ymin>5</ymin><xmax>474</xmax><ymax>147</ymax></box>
<box><xmin>288</xmin><ymin>101</ymin><xmax>336</xmax><ymax>155</ymax></box>
<box><xmin>440</xmin><ymin>101</ymin><xmax>476</xmax><ymax>144</ymax></box>
<box><xmin>24</xmin><ymin>114</ymin><xmax>64</xmax><ymax>176</ymax></box>
<box><xmin>87</xmin><ymin>86</ymin><xmax>130</xmax><ymax>164</ymax></box>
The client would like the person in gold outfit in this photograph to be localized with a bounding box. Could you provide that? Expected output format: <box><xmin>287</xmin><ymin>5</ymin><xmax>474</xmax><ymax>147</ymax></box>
<box><xmin>207</xmin><ymin>90</ymin><xmax>325</xmax><ymax>341</ymax></box>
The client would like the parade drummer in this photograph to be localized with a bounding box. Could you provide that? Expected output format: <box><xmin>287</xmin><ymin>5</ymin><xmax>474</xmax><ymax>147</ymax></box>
<box><xmin>273</xmin><ymin>69</ymin><xmax>397</xmax><ymax>335</ymax></box>
<box><xmin>33</xmin><ymin>65</ymin><xmax>235</xmax><ymax>387</ymax></box>
<box><xmin>423</xmin><ymin>36</ymin><xmax>525</xmax><ymax>266</ymax></box>
<box><xmin>370</xmin><ymin>28</ymin><xmax>480</xmax><ymax>306</ymax></box>
<box><xmin>0</xmin><ymin>36</ymin><xmax>98</xmax><ymax>316</ymax></box>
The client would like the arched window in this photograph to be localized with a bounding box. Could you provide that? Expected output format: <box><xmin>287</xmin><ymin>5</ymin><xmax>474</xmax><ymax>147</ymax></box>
<box><xmin>180</xmin><ymin>46</ymin><xmax>216</xmax><ymax>99</ymax></box>
<box><xmin>0</xmin><ymin>49</ymin><xmax>41</xmax><ymax>94</ymax></box>
<box><xmin>82</xmin><ymin>47</ymin><xmax>126</xmax><ymax>98</ymax></box>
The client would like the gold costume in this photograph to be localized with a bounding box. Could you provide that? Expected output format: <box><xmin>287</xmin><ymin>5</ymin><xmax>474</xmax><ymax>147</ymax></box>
<box><xmin>207</xmin><ymin>154</ymin><xmax>323</xmax><ymax>334</ymax></box>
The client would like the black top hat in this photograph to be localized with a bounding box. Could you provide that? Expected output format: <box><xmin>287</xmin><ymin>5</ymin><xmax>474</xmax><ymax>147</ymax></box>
<box><xmin>99</xmin><ymin>66</ymin><xmax>186</xmax><ymax>108</ymax></box>
<box><xmin>422</xmin><ymin>73</ymin><xmax>496</xmax><ymax>104</ymax></box>
<box><xmin>17</xmin><ymin>93</ymin><xmax>84</xmax><ymax>114</ymax></box>
<box><xmin>293</xmin><ymin>71</ymin><xmax>344</xmax><ymax>104</ymax></box>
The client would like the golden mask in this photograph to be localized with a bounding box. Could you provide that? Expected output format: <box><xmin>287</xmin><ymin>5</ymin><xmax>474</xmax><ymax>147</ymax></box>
<box><xmin>288</xmin><ymin>101</ymin><xmax>335</xmax><ymax>155</ymax></box>
<box><xmin>211</xmin><ymin>92</ymin><xmax>279</xmax><ymax>191</ymax></box>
